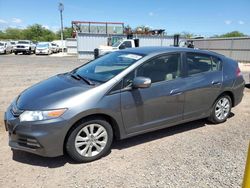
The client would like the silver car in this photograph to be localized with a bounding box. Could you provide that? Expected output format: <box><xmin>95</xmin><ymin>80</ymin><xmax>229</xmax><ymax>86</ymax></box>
<box><xmin>4</xmin><ymin>47</ymin><xmax>245</xmax><ymax>162</ymax></box>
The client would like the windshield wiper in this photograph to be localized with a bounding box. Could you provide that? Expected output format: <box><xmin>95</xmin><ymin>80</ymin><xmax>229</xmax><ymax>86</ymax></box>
<box><xmin>69</xmin><ymin>72</ymin><xmax>95</xmax><ymax>85</ymax></box>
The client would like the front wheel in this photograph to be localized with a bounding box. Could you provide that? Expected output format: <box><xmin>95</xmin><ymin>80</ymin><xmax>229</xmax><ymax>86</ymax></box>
<box><xmin>66</xmin><ymin>118</ymin><xmax>113</xmax><ymax>163</ymax></box>
<box><xmin>209</xmin><ymin>95</ymin><xmax>232</xmax><ymax>124</ymax></box>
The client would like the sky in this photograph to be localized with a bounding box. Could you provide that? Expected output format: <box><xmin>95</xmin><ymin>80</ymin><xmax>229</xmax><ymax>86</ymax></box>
<box><xmin>0</xmin><ymin>0</ymin><xmax>250</xmax><ymax>37</ymax></box>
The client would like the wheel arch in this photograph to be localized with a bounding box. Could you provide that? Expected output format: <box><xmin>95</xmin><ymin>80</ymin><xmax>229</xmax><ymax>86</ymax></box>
<box><xmin>63</xmin><ymin>113</ymin><xmax>121</xmax><ymax>153</ymax></box>
<box><xmin>218</xmin><ymin>91</ymin><xmax>235</xmax><ymax>107</ymax></box>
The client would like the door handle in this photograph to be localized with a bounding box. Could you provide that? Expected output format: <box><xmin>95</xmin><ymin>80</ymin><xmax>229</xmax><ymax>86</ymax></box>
<box><xmin>211</xmin><ymin>81</ymin><xmax>222</xmax><ymax>86</ymax></box>
<box><xmin>170</xmin><ymin>89</ymin><xmax>183</xmax><ymax>96</ymax></box>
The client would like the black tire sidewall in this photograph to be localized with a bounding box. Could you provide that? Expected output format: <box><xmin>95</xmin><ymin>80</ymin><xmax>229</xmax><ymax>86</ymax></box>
<box><xmin>66</xmin><ymin>119</ymin><xmax>113</xmax><ymax>163</ymax></box>
<box><xmin>211</xmin><ymin>95</ymin><xmax>232</xmax><ymax>123</ymax></box>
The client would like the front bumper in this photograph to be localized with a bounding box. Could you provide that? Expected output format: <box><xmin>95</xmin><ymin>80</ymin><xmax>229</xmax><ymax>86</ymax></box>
<box><xmin>4</xmin><ymin>106</ymin><xmax>70</xmax><ymax>157</ymax></box>
<box><xmin>0</xmin><ymin>49</ymin><xmax>6</xmax><ymax>54</ymax></box>
<box><xmin>36</xmin><ymin>50</ymin><xmax>49</xmax><ymax>55</ymax></box>
<box><xmin>13</xmin><ymin>49</ymin><xmax>30</xmax><ymax>53</ymax></box>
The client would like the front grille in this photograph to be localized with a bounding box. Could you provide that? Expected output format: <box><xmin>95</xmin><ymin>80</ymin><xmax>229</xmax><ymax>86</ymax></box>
<box><xmin>11</xmin><ymin>105</ymin><xmax>23</xmax><ymax>117</ymax></box>
<box><xmin>16</xmin><ymin>45</ymin><xmax>25</xmax><ymax>48</ymax></box>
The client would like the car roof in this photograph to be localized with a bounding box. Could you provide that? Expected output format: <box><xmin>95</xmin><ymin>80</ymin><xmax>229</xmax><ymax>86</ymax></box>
<box><xmin>122</xmin><ymin>46</ymin><xmax>224</xmax><ymax>58</ymax></box>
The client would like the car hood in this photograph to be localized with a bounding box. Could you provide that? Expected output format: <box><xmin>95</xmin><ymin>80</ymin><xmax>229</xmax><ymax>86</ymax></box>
<box><xmin>16</xmin><ymin>74</ymin><xmax>93</xmax><ymax>110</ymax></box>
<box><xmin>17</xmin><ymin>44</ymin><xmax>30</xmax><ymax>47</ymax></box>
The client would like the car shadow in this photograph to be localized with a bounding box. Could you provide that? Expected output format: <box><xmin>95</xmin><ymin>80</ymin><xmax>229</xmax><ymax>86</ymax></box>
<box><xmin>12</xmin><ymin>114</ymin><xmax>234</xmax><ymax>168</ymax></box>
<box><xmin>12</xmin><ymin>150</ymin><xmax>75</xmax><ymax>168</ymax></box>
<box><xmin>113</xmin><ymin>118</ymin><xmax>208</xmax><ymax>150</ymax></box>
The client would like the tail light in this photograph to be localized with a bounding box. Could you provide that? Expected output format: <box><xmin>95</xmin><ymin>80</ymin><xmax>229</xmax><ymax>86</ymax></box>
<box><xmin>236</xmin><ymin>66</ymin><xmax>242</xmax><ymax>77</ymax></box>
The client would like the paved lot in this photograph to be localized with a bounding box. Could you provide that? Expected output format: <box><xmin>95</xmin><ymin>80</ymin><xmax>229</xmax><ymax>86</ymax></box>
<box><xmin>0</xmin><ymin>54</ymin><xmax>250</xmax><ymax>188</ymax></box>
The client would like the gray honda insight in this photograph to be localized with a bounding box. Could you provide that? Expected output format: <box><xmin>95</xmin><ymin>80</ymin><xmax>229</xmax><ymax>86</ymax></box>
<box><xmin>4</xmin><ymin>47</ymin><xmax>245</xmax><ymax>162</ymax></box>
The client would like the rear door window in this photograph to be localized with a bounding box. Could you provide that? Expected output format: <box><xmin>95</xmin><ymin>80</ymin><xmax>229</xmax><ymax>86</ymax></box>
<box><xmin>186</xmin><ymin>53</ymin><xmax>221</xmax><ymax>76</ymax></box>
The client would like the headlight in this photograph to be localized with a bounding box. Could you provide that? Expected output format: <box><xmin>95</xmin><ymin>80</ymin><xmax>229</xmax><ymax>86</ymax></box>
<box><xmin>19</xmin><ymin>109</ymin><xmax>67</xmax><ymax>122</ymax></box>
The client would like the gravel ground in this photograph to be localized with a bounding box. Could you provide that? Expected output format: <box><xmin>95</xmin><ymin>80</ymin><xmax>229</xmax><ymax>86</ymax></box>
<box><xmin>0</xmin><ymin>54</ymin><xmax>249</xmax><ymax>188</ymax></box>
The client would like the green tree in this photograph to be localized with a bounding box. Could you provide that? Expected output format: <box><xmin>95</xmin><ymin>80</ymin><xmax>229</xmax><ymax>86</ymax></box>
<box><xmin>56</xmin><ymin>27</ymin><xmax>73</xmax><ymax>39</ymax></box>
<box><xmin>0</xmin><ymin>24</ymin><xmax>59</xmax><ymax>41</ymax></box>
<box><xmin>23</xmin><ymin>24</ymin><xmax>57</xmax><ymax>42</ymax></box>
<box><xmin>214</xmin><ymin>31</ymin><xmax>246</xmax><ymax>38</ymax></box>
<box><xmin>180</xmin><ymin>32</ymin><xmax>195</xmax><ymax>39</ymax></box>
<box><xmin>0</xmin><ymin>28</ymin><xmax>24</xmax><ymax>40</ymax></box>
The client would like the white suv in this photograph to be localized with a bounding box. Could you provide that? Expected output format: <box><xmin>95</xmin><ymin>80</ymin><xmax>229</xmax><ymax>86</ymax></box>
<box><xmin>14</xmin><ymin>40</ymin><xmax>36</xmax><ymax>55</ymax></box>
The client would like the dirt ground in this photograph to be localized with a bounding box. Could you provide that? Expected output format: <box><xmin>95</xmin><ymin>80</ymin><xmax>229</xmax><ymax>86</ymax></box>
<box><xmin>0</xmin><ymin>54</ymin><xmax>250</xmax><ymax>188</ymax></box>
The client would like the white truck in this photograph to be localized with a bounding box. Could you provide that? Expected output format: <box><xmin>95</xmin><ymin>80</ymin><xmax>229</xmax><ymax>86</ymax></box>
<box><xmin>94</xmin><ymin>35</ymin><xmax>188</xmax><ymax>58</ymax></box>
<box><xmin>13</xmin><ymin>40</ymin><xmax>36</xmax><ymax>55</ymax></box>
<box><xmin>94</xmin><ymin>39</ymin><xmax>139</xmax><ymax>58</ymax></box>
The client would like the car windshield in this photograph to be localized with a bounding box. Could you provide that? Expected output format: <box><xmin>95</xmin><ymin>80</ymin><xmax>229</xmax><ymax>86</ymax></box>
<box><xmin>75</xmin><ymin>52</ymin><xmax>143</xmax><ymax>83</ymax></box>
<box><xmin>0</xmin><ymin>43</ymin><xmax>4</xmax><ymax>46</ymax></box>
<box><xmin>18</xmin><ymin>41</ymin><xmax>29</xmax><ymax>44</ymax></box>
<box><xmin>37</xmin><ymin>43</ymin><xmax>49</xmax><ymax>48</ymax></box>
<box><xmin>112</xmin><ymin>41</ymin><xmax>122</xmax><ymax>47</ymax></box>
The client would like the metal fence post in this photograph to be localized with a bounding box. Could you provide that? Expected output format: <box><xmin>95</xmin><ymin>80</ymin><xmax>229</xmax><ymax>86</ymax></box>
<box><xmin>230</xmin><ymin>38</ymin><xmax>234</xmax><ymax>58</ymax></box>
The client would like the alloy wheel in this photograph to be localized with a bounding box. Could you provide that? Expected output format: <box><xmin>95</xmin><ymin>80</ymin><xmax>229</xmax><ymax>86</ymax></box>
<box><xmin>74</xmin><ymin>124</ymin><xmax>108</xmax><ymax>157</ymax></box>
<box><xmin>215</xmin><ymin>97</ymin><xmax>230</xmax><ymax>120</ymax></box>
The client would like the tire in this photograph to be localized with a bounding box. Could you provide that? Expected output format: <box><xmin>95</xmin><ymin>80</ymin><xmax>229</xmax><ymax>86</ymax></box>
<box><xmin>66</xmin><ymin>118</ymin><xmax>113</xmax><ymax>163</ymax></box>
<box><xmin>14</xmin><ymin>52</ymin><xmax>18</xmax><ymax>55</ymax></box>
<box><xmin>209</xmin><ymin>95</ymin><xmax>232</xmax><ymax>124</ymax></box>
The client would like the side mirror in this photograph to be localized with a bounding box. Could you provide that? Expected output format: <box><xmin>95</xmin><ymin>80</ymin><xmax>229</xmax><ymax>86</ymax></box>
<box><xmin>132</xmin><ymin>77</ymin><xmax>151</xmax><ymax>89</ymax></box>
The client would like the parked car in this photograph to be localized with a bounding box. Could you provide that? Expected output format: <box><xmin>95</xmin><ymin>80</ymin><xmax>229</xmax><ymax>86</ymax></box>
<box><xmin>0</xmin><ymin>41</ymin><xmax>12</xmax><ymax>54</ymax></box>
<box><xmin>51</xmin><ymin>42</ymin><xmax>59</xmax><ymax>53</ymax></box>
<box><xmin>4</xmin><ymin>47</ymin><xmax>245</xmax><ymax>162</ymax></box>
<box><xmin>13</xmin><ymin>40</ymin><xmax>36</xmax><ymax>55</ymax></box>
<box><xmin>35</xmin><ymin>42</ymin><xmax>53</xmax><ymax>55</ymax></box>
<box><xmin>10</xmin><ymin>41</ymin><xmax>17</xmax><ymax>53</ymax></box>
<box><xmin>95</xmin><ymin>39</ymin><xmax>139</xmax><ymax>58</ymax></box>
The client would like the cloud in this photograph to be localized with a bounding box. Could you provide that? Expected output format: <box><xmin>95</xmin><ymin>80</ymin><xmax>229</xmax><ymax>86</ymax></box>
<box><xmin>0</xmin><ymin>19</ymin><xmax>8</xmax><ymax>24</ymax></box>
<box><xmin>51</xmin><ymin>26</ymin><xmax>60</xmax><ymax>32</ymax></box>
<box><xmin>149</xmin><ymin>12</ymin><xmax>154</xmax><ymax>16</ymax></box>
<box><xmin>224</xmin><ymin>20</ymin><xmax>232</xmax><ymax>25</ymax></box>
<box><xmin>42</xmin><ymin>25</ymin><xmax>50</xmax><ymax>30</ymax></box>
<box><xmin>238</xmin><ymin>20</ymin><xmax>245</xmax><ymax>25</ymax></box>
<box><xmin>12</xmin><ymin>18</ymin><xmax>22</xmax><ymax>24</ymax></box>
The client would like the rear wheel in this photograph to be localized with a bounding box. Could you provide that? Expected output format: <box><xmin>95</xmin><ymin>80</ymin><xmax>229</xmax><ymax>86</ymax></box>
<box><xmin>66</xmin><ymin>118</ymin><xmax>113</xmax><ymax>163</ymax></box>
<box><xmin>209</xmin><ymin>95</ymin><xmax>232</xmax><ymax>123</ymax></box>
